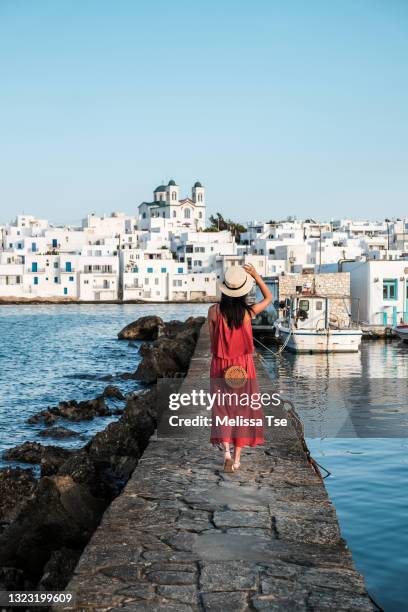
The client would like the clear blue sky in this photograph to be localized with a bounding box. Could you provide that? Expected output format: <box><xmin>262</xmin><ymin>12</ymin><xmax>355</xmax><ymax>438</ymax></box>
<box><xmin>1</xmin><ymin>0</ymin><xmax>407</xmax><ymax>225</ymax></box>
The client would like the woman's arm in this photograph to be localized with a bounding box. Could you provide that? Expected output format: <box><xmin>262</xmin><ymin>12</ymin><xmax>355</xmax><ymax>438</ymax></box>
<box><xmin>207</xmin><ymin>303</ymin><xmax>217</xmax><ymax>343</ymax></box>
<box><xmin>243</xmin><ymin>264</ymin><xmax>272</xmax><ymax>316</ymax></box>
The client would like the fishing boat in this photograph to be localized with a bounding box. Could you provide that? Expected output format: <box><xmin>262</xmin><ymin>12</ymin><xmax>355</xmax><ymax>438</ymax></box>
<box><xmin>393</xmin><ymin>323</ymin><xmax>408</xmax><ymax>342</ymax></box>
<box><xmin>273</xmin><ymin>294</ymin><xmax>362</xmax><ymax>353</ymax></box>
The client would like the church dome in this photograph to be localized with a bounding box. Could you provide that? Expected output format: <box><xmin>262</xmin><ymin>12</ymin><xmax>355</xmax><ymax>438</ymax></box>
<box><xmin>194</xmin><ymin>181</ymin><xmax>203</xmax><ymax>188</ymax></box>
<box><xmin>154</xmin><ymin>185</ymin><xmax>166</xmax><ymax>193</ymax></box>
<box><xmin>168</xmin><ymin>179</ymin><xmax>177</xmax><ymax>186</ymax></box>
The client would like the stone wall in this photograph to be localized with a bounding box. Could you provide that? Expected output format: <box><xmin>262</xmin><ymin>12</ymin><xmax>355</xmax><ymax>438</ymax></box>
<box><xmin>278</xmin><ymin>272</ymin><xmax>351</xmax><ymax>328</ymax></box>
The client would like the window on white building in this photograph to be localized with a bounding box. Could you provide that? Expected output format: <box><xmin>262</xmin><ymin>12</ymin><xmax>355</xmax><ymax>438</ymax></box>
<box><xmin>184</xmin><ymin>208</ymin><xmax>191</xmax><ymax>219</ymax></box>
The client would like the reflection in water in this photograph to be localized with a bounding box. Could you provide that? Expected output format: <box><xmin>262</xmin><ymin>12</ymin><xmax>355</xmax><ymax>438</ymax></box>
<box><xmin>260</xmin><ymin>339</ymin><xmax>408</xmax><ymax>612</ymax></box>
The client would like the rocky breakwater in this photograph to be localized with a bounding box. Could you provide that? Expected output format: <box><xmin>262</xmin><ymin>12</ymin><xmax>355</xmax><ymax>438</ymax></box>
<box><xmin>0</xmin><ymin>315</ymin><xmax>205</xmax><ymax>598</ymax></box>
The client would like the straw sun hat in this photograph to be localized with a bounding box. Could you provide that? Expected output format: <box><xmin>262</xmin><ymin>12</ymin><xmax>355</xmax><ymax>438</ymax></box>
<box><xmin>218</xmin><ymin>265</ymin><xmax>253</xmax><ymax>298</ymax></box>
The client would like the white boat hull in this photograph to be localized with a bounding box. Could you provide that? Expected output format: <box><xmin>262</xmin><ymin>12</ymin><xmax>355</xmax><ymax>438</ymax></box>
<box><xmin>276</xmin><ymin>326</ymin><xmax>362</xmax><ymax>353</ymax></box>
<box><xmin>393</xmin><ymin>326</ymin><xmax>408</xmax><ymax>342</ymax></box>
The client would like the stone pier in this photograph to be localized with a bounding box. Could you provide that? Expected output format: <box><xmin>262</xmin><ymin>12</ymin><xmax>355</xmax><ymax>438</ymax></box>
<box><xmin>58</xmin><ymin>325</ymin><xmax>373</xmax><ymax>611</ymax></box>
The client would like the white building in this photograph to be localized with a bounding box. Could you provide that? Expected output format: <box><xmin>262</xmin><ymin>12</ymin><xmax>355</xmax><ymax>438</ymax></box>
<box><xmin>138</xmin><ymin>180</ymin><xmax>206</xmax><ymax>231</ymax></box>
<box><xmin>121</xmin><ymin>247</ymin><xmax>217</xmax><ymax>302</ymax></box>
<box><xmin>343</xmin><ymin>259</ymin><xmax>408</xmax><ymax>326</ymax></box>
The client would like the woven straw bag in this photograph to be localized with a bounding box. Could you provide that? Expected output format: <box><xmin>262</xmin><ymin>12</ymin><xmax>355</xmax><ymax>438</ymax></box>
<box><xmin>224</xmin><ymin>365</ymin><xmax>248</xmax><ymax>388</ymax></box>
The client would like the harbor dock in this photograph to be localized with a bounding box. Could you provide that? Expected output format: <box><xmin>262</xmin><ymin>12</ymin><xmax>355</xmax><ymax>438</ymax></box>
<box><xmin>58</xmin><ymin>325</ymin><xmax>374</xmax><ymax>611</ymax></box>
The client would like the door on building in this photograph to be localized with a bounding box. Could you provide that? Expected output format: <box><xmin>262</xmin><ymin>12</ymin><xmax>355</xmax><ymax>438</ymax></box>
<box><xmin>405</xmin><ymin>280</ymin><xmax>408</xmax><ymax>323</ymax></box>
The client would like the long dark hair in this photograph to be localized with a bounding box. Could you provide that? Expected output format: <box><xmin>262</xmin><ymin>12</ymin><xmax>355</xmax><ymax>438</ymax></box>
<box><xmin>219</xmin><ymin>293</ymin><xmax>253</xmax><ymax>329</ymax></box>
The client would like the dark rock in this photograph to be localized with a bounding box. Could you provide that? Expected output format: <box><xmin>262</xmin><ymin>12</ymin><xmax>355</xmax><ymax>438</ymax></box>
<box><xmin>133</xmin><ymin>316</ymin><xmax>205</xmax><ymax>383</ymax></box>
<box><xmin>99</xmin><ymin>374</ymin><xmax>114</xmax><ymax>381</ymax></box>
<box><xmin>3</xmin><ymin>442</ymin><xmax>72</xmax><ymax>476</ymax></box>
<box><xmin>0</xmin><ymin>566</ymin><xmax>33</xmax><ymax>590</ymax></box>
<box><xmin>118</xmin><ymin>315</ymin><xmax>164</xmax><ymax>340</ymax></box>
<box><xmin>161</xmin><ymin>319</ymin><xmax>186</xmax><ymax>337</ymax></box>
<box><xmin>103</xmin><ymin>385</ymin><xmax>125</xmax><ymax>400</ymax></box>
<box><xmin>0</xmin><ymin>475</ymin><xmax>105</xmax><ymax>582</ymax></box>
<box><xmin>117</xmin><ymin>372</ymin><xmax>135</xmax><ymax>380</ymax></box>
<box><xmin>57</xmin><ymin>450</ymin><xmax>102</xmax><ymax>496</ymax></box>
<box><xmin>58</xmin><ymin>396</ymin><xmax>110</xmax><ymax>421</ymax></box>
<box><xmin>27</xmin><ymin>410</ymin><xmax>59</xmax><ymax>425</ymax></box>
<box><xmin>38</xmin><ymin>547</ymin><xmax>82</xmax><ymax>590</ymax></box>
<box><xmin>0</xmin><ymin>468</ymin><xmax>36</xmax><ymax>533</ymax></box>
<box><xmin>39</xmin><ymin>426</ymin><xmax>80</xmax><ymax>439</ymax></box>
<box><xmin>57</xmin><ymin>389</ymin><xmax>158</xmax><ymax>500</ymax></box>
<box><xmin>27</xmin><ymin>395</ymin><xmax>114</xmax><ymax>425</ymax></box>
<box><xmin>135</xmin><ymin>342</ymin><xmax>181</xmax><ymax>383</ymax></box>
<box><xmin>86</xmin><ymin>390</ymin><xmax>157</xmax><ymax>474</ymax></box>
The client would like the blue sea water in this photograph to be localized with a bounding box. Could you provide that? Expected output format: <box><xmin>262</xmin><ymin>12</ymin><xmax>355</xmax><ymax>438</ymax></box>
<box><xmin>0</xmin><ymin>304</ymin><xmax>407</xmax><ymax>610</ymax></box>
<box><xmin>260</xmin><ymin>340</ymin><xmax>408</xmax><ymax>612</ymax></box>
<box><xmin>0</xmin><ymin>303</ymin><xmax>209</xmax><ymax>462</ymax></box>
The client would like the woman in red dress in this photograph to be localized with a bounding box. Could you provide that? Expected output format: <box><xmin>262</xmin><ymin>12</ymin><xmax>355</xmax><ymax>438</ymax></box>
<box><xmin>208</xmin><ymin>263</ymin><xmax>272</xmax><ymax>472</ymax></box>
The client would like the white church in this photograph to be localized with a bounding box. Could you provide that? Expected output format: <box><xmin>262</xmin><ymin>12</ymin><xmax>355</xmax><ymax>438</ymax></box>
<box><xmin>138</xmin><ymin>180</ymin><xmax>206</xmax><ymax>231</ymax></box>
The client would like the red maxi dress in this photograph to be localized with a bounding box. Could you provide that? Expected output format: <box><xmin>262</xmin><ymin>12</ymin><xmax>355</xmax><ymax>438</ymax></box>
<box><xmin>209</xmin><ymin>304</ymin><xmax>264</xmax><ymax>448</ymax></box>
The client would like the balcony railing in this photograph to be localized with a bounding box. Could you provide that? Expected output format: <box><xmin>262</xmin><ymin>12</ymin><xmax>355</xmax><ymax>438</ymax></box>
<box><xmin>83</xmin><ymin>269</ymin><xmax>115</xmax><ymax>274</ymax></box>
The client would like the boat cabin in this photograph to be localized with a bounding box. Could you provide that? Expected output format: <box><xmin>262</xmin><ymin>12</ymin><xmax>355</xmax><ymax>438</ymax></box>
<box><xmin>283</xmin><ymin>295</ymin><xmax>332</xmax><ymax>330</ymax></box>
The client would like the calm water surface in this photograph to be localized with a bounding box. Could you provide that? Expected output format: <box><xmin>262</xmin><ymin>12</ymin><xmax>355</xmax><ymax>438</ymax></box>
<box><xmin>260</xmin><ymin>340</ymin><xmax>408</xmax><ymax>612</ymax></box>
<box><xmin>0</xmin><ymin>304</ymin><xmax>407</xmax><ymax>611</ymax></box>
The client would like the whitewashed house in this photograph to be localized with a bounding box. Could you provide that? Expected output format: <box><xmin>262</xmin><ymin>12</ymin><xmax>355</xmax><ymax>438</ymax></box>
<box><xmin>121</xmin><ymin>248</ymin><xmax>177</xmax><ymax>301</ymax></box>
<box><xmin>172</xmin><ymin>230</ymin><xmax>236</xmax><ymax>273</ymax></box>
<box><xmin>344</xmin><ymin>259</ymin><xmax>408</xmax><ymax>325</ymax></box>
<box><xmin>77</xmin><ymin>246</ymin><xmax>119</xmax><ymax>301</ymax></box>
